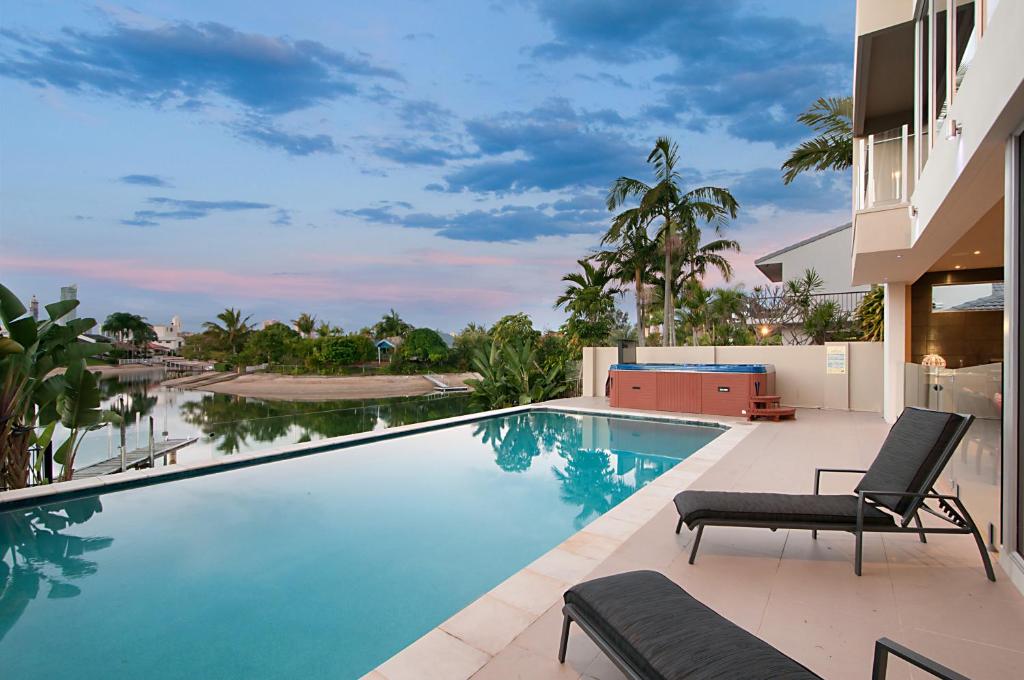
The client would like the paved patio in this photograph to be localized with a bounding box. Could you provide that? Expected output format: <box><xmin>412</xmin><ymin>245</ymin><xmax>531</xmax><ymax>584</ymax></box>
<box><xmin>462</xmin><ymin>401</ymin><xmax>1024</xmax><ymax>680</ymax></box>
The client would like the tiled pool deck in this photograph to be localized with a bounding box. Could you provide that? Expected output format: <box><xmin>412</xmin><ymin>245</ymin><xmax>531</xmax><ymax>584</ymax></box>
<box><xmin>371</xmin><ymin>399</ymin><xmax>1024</xmax><ymax>680</ymax></box>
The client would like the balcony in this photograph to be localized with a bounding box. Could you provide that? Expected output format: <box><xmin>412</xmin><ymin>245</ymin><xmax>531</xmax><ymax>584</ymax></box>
<box><xmin>852</xmin><ymin>125</ymin><xmax>915</xmax><ymax>284</ymax></box>
<box><xmin>858</xmin><ymin>125</ymin><xmax>915</xmax><ymax>211</ymax></box>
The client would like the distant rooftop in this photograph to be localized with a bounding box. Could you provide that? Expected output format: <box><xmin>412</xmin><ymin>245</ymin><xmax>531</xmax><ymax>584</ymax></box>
<box><xmin>754</xmin><ymin>222</ymin><xmax>852</xmax><ymax>282</ymax></box>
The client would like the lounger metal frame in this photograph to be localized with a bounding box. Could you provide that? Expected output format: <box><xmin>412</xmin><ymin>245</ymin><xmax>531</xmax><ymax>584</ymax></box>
<box><xmin>675</xmin><ymin>412</ymin><xmax>996</xmax><ymax>581</ymax></box>
<box><xmin>559</xmin><ymin>604</ymin><xmax>645</xmax><ymax>680</ymax></box>
<box><xmin>872</xmin><ymin>638</ymin><xmax>969</xmax><ymax>680</ymax></box>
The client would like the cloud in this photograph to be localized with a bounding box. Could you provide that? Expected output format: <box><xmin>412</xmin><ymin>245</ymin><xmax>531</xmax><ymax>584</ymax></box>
<box><xmin>338</xmin><ymin>193</ymin><xmax>608</xmax><ymax>241</ymax></box>
<box><xmin>234</xmin><ymin>118</ymin><xmax>337</xmax><ymax>155</ymax></box>
<box><xmin>373</xmin><ymin>142</ymin><xmax>472</xmax><ymax>166</ymax></box>
<box><xmin>119</xmin><ymin>174</ymin><xmax>172</xmax><ymax>187</ymax></box>
<box><xmin>272</xmin><ymin>209</ymin><xmax>293</xmax><ymax>226</ymax></box>
<box><xmin>121</xmin><ymin>196</ymin><xmax>274</xmax><ymax>226</ymax></box>
<box><xmin>729</xmin><ymin>167</ymin><xmax>849</xmax><ymax>213</ymax></box>
<box><xmin>397</xmin><ymin>99</ymin><xmax>454</xmax><ymax>132</ymax></box>
<box><xmin>527</xmin><ymin>1</ymin><xmax>851</xmax><ymax>146</ymax></box>
<box><xmin>403</xmin><ymin>32</ymin><xmax>437</xmax><ymax>41</ymax></box>
<box><xmin>437</xmin><ymin>98</ymin><xmax>647</xmax><ymax>194</ymax></box>
<box><xmin>0</xmin><ymin>20</ymin><xmax>402</xmax><ymax>115</ymax></box>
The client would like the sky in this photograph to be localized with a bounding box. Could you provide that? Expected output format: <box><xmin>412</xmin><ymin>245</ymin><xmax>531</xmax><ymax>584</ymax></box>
<box><xmin>0</xmin><ymin>0</ymin><xmax>855</xmax><ymax>333</ymax></box>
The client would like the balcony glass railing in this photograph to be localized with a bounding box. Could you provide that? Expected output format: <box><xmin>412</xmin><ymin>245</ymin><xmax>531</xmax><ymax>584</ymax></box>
<box><xmin>858</xmin><ymin>125</ymin><xmax>915</xmax><ymax>210</ymax></box>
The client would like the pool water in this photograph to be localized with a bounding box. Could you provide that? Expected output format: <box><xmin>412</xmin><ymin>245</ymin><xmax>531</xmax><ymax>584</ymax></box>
<box><xmin>0</xmin><ymin>410</ymin><xmax>721</xmax><ymax>679</ymax></box>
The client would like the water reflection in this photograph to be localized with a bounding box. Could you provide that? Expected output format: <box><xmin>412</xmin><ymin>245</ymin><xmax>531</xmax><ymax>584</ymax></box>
<box><xmin>474</xmin><ymin>412</ymin><xmax>684</xmax><ymax>528</ymax></box>
<box><xmin>0</xmin><ymin>498</ymin><xmax>112</xmax><ymax>641</ymax></box>
<box><xmin>71</xmin><ymin>372</ymin><xmax>481</xmax><ymax>466</ymax></box>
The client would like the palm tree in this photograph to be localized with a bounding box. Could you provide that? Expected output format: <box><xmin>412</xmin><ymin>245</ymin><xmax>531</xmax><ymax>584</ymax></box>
<box><xmin>707</xmin><ymin>286</ymin><xmax>748</xmax><ymax>344</ymax></box>
<box><xmin>101</xmin><ymin>312</ymin><xmax>156</xmax><ymax>354</ymax></box>
<box><xmin>554</xmin><ymin>258</ymin><xmax>621</xmax><ymax>323</ymax></box>
<box><xmin>676</xmin><ymin>280</ymin><xmax>711</xmax><ymax>346</ymax></box>
<box><xmin>608</xmin><ymin>137</ymin><xmax>738</xmax><ymax>346</ymax></box>
<box><xmin>202</xmin><ymin>308</ymin><xmax>253</xmax><ymax>355</ymax></box>
<box><xmin>373</xmin><ymin>309</ymin><xmax>412</xmax><ymax>339</ymax></box>
<box><xmin>597</xmin><ymin>207</ymin><xmax>659</xmax><ymax>346</ymax></box>
<box><xmin>781</xmin><ymin>96</ymin><xmax>853</xmax><ymax>184</ymax></box>
<box><xmin>292</xmin><ymin>312</ymin><xmax>316</xmax><ymax>338</ymax></box>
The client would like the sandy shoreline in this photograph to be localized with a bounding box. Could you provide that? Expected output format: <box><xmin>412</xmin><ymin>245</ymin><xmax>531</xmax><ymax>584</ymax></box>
<box><xmin>195</xmin><ymin>372</ymin><xmax>478</xmax><ymax>401</ymax></box>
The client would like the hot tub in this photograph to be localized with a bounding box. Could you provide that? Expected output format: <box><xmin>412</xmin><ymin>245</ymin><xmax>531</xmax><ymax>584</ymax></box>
<box><xmin>608</xmin><ymin>363</ymin><xmax>776</xmax><ymax>417</ymax></box>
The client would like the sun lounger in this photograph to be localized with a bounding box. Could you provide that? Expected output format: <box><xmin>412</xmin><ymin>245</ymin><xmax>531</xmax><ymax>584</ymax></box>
<box><xmin>559</xmin><ymin>570</ymin><xmax>968</xmax><ymax>680</ymax></box>
<box><xmin>673</xmin><ymin>407</ymin><xmax>995</xmax><ymax>580</ymax></box>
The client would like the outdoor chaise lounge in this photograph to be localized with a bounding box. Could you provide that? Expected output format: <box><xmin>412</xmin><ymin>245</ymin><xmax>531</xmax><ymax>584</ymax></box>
<box><xmin>558</xmin><ymin>570</ymin><xmax>969</xmax><ymax>680</ymax></box>
<box><xmin>673</xmin><ymin>406</ymin><xmax>996</xmax><ymax>581</ymax></box>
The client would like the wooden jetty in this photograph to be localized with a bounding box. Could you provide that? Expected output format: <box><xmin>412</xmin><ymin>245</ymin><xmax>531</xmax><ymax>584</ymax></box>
<box><xmin>76</xmin><ymin>437</ymin><xmax>199</xmax><ymax>479</ymax></box>
<box><xmin>424</xmin><ymin>374</ymin><xmax>469</xmax><ymax>394</ymax></box>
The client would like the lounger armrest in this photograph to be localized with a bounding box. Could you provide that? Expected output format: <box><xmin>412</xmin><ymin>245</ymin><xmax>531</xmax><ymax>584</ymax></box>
<box><xmin>813</xmin><ymin>468</ymin><xmax>868</xmax><ymax>494</ymax></box>
<box><xmin>872</xmin><ymin>638</ymin><xmax>969</xmax><ymax>680</ymax></box>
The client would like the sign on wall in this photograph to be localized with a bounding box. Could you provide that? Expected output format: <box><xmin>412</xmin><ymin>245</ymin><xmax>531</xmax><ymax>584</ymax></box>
<box><xmin>826</xmin><ymin>345</ymin><xmax>848</xmax><ymax>375</ymax></box>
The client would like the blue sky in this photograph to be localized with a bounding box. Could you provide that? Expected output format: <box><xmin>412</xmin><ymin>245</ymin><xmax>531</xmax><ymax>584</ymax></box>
<box><xmin>0</xmin><ymin>0</ymin><xmax>854</xmax><ymax>333</ymax></box>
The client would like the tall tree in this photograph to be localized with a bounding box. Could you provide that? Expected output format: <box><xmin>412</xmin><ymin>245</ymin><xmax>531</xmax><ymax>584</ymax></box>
<box><xmin>202</xmin><ymin>308</ymin><xmax>253</xmax><ymax>355</ymax></box>
<box><xmin>292</xmin><ymin>312</ymin><xmax>317</xmax><ymax>338</ymax></box>
<box><xmin>101</xmin><ymin>312</ymin><xmax>156</xmax><ymax>351</ymax></box>
<box><xmin>597</xmin><ymin>207</ymin><xmax>659</xmax><ymax>346</ymax></box>
<box><xmin>373</xmin><ymin>309</ymin><xmax>412</xmax><ymax>339</ymax></box>
<box><xmin>781</xmin><ymin>96</ymin><xmax>853</xmax><ymax>184</ymax></box>
<box><xmin>554</xmin><ymin>259</ymin><xmax>620</xmax><ymax>322</ymax></box>
<box><xmin>608</xmin><ymin>137</ymin><xmax>738</xmax><ymax>346</ymax></box>
<box><xmin>555</xmin><ymin>259</ymin><xmax>622</xmax><ymax>350</ymax></box>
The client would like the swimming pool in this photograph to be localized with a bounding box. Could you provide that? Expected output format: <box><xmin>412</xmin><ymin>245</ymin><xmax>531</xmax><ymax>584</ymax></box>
<box><xmin>0</xmin><ymin>409</ymin><xmax>722</xmax><ymax>679</ymax></box>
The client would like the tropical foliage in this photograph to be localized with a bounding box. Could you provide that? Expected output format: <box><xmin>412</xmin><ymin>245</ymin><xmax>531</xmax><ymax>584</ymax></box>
<box><xmin>373</xmin><ymin>309</ymin><xmax>413</xmax><ymax>340</ymax></box>
<box><xmin>466</xmin><ymin>339</ymin><xmax>568</xmax><ymax>409</ymax></box>
<box><xmin>781</xmin><ymin>96</ymin><xmax>853</xmax><ymax>184</ymax></box>
<box><xmin>0</xmin><ymin>284</ymin><xmax>120</xmax><ymax>488</ymax></box>
<box><xmin>856</xmin><ymin>285</ymin><xmax>885</xmax><ymax>341</ymax></box>
<box><xmin>555</xmin><ymin>259</ymin><xmax>621</xmax><ymax>351</ymax></box>
<box><xmin>292</xmin><ymin>312</ymin><xmax>317</xmax><ymax>338</ymax></box>
<box><xmin>395</xmin><ymin>328</ymin><xmax>448</xmax><ymax>364</ymax></box>
<box><xmin>202</xmin><ymin>308</ymin><xmax>253</xmax><ymax>355</ymax></box>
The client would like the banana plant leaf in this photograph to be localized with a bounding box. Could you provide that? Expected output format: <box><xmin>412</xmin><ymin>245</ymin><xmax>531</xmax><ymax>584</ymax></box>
<box><xmin>0</xmin><ymin>283</ymin><xmax>27</xmax><ymax>325</ymax></box>
<box><xmin>55</xmin><ymin>360</ymin><xmax>105</xmax><ymax>429</ymax></box>
<box><xmin>0</xmin><ymin>337</ymin><xmax>24</xmax><ymax>356</ymax></box>
<box><xmin>44</xmin><ymin>299</ymin><xmax>79</xmax><ymax>322</ymax></box>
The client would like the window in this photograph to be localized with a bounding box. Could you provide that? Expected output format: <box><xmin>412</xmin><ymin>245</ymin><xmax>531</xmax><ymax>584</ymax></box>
<box><xmin>931</xmin><ymin>282</ymin><xmax>1004</xmax><ymax>312</ymax></box>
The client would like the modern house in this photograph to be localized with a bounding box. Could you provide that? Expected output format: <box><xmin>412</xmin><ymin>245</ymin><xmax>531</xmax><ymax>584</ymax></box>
<box><xmin>852</xmin><ymin>0</ymin><xmax>1023</xmax><ymax>592</ymax></box>
<box><xmin>754</xmin><ymin>222</ymin><xmax>871</xmax><ymax>298</ymax></box>
<box><xmin>151</xmin><ymin>314</ymin><xmax>185</xmax><ymax>351</ymax></box>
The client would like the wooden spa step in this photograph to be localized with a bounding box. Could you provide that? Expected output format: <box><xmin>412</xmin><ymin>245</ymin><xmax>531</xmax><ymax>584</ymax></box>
<box><xmin>747</xmin><ymin>406</ymin><xmax>796</xmax><ymax>422</ymax></box>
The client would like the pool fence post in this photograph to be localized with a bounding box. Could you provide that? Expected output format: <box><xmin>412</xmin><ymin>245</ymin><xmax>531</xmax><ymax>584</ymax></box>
<box><xmin>148</xmin><ymin>417</ymin><xmax>155</xmax><ymax>468</ymax></box>
<box><xmin>120</xmin><ymin>419</ymin><xmax>127</xmax><ymax>472</ymax></box>
<box><xmin>136</xmin><ymin>411</ymin><xmax>141</xmax><ymax>449</ymax></box>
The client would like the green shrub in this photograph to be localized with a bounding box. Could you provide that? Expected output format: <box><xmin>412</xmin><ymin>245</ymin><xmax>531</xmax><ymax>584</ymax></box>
<box><xmin>396</xmin><ymin>328</ymin><xmax>448</xmax><ymax>364</ymax></box>
<box><xmin>313</xmin><ymin>334</ymin><xmax>376</xmax><ymax>367</ymax></box>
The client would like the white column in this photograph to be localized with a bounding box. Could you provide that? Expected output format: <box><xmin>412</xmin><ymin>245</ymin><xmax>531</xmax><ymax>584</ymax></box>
<box><xmin>883</xmin><ymin>283</ymin><xmax>908</xmax><ymax>423</ymax></box>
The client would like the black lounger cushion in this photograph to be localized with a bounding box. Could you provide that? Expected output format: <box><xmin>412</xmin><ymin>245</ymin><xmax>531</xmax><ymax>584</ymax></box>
<box><xmin>674</xmin><ymin>491</ymin><xmax>895</xmax><ymax>529</ymax></box>
<box><xmin>565</xmin><ymin>570</ymin><xmax>821</xmax><ymax>680</ymax></box>
<box><xmin>855</xmin><ymin>408</ymin><xmax>966</xmax><ymax>515</ymax></box>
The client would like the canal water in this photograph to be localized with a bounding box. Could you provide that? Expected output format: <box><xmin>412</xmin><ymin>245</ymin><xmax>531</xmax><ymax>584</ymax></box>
<box><xmin>70</xmin><ymin>369</ymin><xmax>482</xmax><ymax>471</ymax></box>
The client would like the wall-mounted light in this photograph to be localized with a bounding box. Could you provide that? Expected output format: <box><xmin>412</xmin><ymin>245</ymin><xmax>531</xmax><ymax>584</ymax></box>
<box><xmin>759</xmin><ymin>325</ymin><xmax>771</xmax><ymax>337</ymax></box>
<box><xmin>973</xmin><ymin>250</ymin><xmax>981</xmax><ymax>255</ymax></box>
<box><xmin>954</xmin><ymin>265</ymin><xmax>962</xmax><ymax>269</ymax></box>
<box><xmin>946</xmin><ymin>118</ymin><xmax>963</xmax><ymax>140</ymax></box>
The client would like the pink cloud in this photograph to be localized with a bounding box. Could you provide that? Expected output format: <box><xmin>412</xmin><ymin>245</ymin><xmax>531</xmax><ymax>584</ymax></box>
<box><xmin>0</xmin><ymin>253</ymin><xmax>520</xmax><ymax>307</ymax></box>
